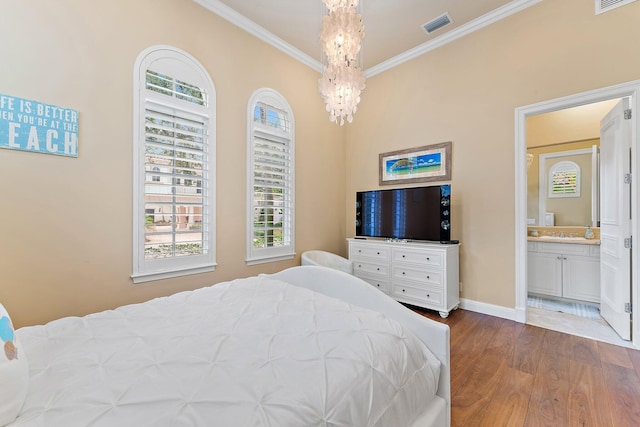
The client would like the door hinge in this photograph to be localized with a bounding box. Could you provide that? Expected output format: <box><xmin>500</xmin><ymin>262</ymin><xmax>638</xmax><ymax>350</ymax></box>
<box><xmin>624</xmin><ymin>173</ymin><xmax>632</xmax><ymax>184</ymax></box>
<box><xmin>624</xmin><ymin>237</ymin><xmax>632</xmax><ymax>249</ymax></box>
<box><xmin>624</xmin><ymin>109</ymin><xmax>632</xmax><ymax>120</ymax></box>
<box><xmin>625</xmin><ymin>303</ymin><xmax>632</xmax><ymax>314</ymax></box>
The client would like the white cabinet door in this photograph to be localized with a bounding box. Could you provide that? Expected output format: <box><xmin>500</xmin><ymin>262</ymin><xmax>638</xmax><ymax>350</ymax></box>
<box><xmin>528</xmin><ymin>251</ymin><xmax>562</xmax><ymax>297</ymax></box>
<box><xmin>563</xmin><ymin>255</ymin><xmax>600</xmax><ymax>303</ymax></box>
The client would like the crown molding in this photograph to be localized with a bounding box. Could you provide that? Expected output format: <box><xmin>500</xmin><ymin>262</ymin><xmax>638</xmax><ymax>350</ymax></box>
<box><xmin>193</xmin><ymin>0</ymin><xmax>542</xmax><ymax>77</ymax></box>
<box><xmin>365</xmin><ymin>0</ymin><xmax>543</xmax><ymax>78</ymax></box>
<box><xmin>192</xmin><ymin>0</ymin><xmax>323</xmax><ymax>73</ymax></box>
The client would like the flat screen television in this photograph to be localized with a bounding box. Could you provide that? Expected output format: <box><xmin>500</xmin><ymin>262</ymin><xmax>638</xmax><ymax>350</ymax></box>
<box><xmin>355</xmin><ymin>184</ymin><xmax>451</xmax><ymax>242</ymax></box>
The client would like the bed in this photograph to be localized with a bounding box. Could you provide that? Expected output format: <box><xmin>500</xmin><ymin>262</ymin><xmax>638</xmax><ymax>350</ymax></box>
<box><xmin>4</xmin><ymin>266</ymin><xmax>450</xmax><ymax>427</ymax></box>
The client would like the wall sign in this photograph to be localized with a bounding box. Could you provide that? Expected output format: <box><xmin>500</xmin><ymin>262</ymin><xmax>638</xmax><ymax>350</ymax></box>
<box><xmin>0</xmin><ymin>93</ymin><xmax>78</xmax><ymax>157</ymax></box>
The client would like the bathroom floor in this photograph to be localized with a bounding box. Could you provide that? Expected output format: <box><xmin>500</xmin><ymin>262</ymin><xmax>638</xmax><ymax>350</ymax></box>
<box><xmin>527</xmin><ymin>306</ymin><xmax>633</xmax><ymax>348</ymax></box>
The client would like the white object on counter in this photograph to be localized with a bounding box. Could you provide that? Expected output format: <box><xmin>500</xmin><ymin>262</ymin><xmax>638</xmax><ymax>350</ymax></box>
<box><xmin>544</xmin><ymin>212</ymin><xmax>555</xmax><ymax>226</ymax></box>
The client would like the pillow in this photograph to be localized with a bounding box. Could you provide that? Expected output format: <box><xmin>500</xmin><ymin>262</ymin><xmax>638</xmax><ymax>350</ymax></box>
<box><xmin>0</xmin><ymin>303</ymin><xmax>28</xmax><ymax>426</ymax></box>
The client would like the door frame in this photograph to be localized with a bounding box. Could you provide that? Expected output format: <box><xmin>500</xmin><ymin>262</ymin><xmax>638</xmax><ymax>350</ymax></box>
<box><xmin>515</xmin><ymin>80</ymin><xmax>640</xmax><ymax>349</ymax></box>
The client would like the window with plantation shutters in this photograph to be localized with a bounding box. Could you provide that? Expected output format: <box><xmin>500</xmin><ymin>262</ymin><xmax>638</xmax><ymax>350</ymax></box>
<box><xmin>548</xmin><ymin>161</ymin><xmax>581</xmax><ymax>198</ymax></box>
<box><xmin>246</xmin><ymin>89</ymin><xmax>295</xmax><ymax>264</ymax></box>
<box><xmin>133</xmin><ymin>46</ymin><xmax>216</xmax><ymax>283</ymax></box>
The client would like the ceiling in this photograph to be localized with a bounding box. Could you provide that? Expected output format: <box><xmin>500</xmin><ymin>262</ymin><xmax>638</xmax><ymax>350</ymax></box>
<box><xmin>193</xmin><ymin>0</ymin><xmax>541</xmax><ymax>76</ymax></box>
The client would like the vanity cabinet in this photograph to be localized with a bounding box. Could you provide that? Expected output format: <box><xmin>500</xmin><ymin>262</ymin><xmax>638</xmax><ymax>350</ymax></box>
<box><xmin>348</xmin><ymin>239</ymin><xmax>460</xmax><ymax>317</ymax></box>
<box><xmin>527</xmin><ymin>241</ymin><xmax>600</xmax><ymax>303</ymax></box>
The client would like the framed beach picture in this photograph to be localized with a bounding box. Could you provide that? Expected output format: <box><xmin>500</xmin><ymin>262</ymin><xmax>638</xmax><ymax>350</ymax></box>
<box><xmin>379</xmin><ymin>141</ymin><xmax>452</xmax><ymax>185</ymax></box>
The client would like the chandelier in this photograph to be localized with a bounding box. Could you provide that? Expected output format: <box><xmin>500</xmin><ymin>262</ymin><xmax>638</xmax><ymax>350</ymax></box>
<box><xmin>318</xmin><ymin>0</ymin><xmax>366</xmax><ymax>125</ymax></box>
<box><xmin>527</xmin><ymin>153</ymin><xmax>534</xmax><ymax>168</ymax></box>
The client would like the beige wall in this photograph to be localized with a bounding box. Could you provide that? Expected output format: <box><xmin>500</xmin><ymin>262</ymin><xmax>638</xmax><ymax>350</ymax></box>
<box><xmin>0</xmin><ymin>0</ymin><xmax>346</xmax><ymax>327</ymax></box>
<box><xmin>526</xmin><ymin>99</ymin><xmax>619</xmax><ymax>148</ymax></box>
<box><xmin>345</xmin><ymin>0</ymin><xmax>640</xmax><ymax>307</ymax></box>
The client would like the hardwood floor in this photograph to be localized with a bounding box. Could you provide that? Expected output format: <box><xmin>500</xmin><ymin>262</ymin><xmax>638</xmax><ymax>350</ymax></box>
<box><xmin>413</xmin><ymin>307</ymin><xmax>640</xmax><ymax>426</ymax></box>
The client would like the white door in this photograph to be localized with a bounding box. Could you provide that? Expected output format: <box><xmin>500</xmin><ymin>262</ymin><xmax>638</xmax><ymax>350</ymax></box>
<box><xmin>599</xmin><ymin>98</ymin><xmax>632</xmax><ymax>340</ymax></box>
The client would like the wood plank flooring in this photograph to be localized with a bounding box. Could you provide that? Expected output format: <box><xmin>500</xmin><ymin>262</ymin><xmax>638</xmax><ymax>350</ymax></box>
<box><xmin>413</xmin><ymin>307</ymin><xmax>640</xmax><ymax>427</ymax></box>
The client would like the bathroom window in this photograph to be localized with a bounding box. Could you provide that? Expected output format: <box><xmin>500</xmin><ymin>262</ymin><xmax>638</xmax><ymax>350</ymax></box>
<box><xmin>549</xmin><ymin>161</ymin><xmax>580</xmax><ymax>198</ymax></box>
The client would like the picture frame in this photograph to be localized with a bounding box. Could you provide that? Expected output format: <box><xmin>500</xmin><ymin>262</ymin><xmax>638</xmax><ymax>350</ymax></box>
<box><xmin>379</xmin><ymin>141</ymin><xmax>452</xmax><ymax>185</ymax></box>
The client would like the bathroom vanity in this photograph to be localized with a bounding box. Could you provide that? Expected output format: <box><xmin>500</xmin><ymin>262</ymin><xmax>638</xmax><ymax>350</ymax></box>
<box><xmin>527</xmin><ymin>238</ymin><xmax>600</xmax><ymax>303</ymax></box>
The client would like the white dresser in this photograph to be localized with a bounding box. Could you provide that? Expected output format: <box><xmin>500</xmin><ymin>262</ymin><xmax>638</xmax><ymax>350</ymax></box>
<box><xmin>348</xmin><ymin>238</ymin><xmax>460</xmax><ymax>318</ymax></box>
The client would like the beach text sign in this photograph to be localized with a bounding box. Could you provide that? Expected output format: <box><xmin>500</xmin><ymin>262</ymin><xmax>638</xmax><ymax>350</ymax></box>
<box><xmin>0</xmin><ymin>94</ymin><xmax>78</xmax><ymax>157</ymax></box>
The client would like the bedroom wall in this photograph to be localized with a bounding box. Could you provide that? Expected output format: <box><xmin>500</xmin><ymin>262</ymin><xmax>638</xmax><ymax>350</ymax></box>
<box><xmin>345</xmin><ymin>0</ymin><xmax>640</xmax><ymax>309</ymax></box>
<box><xmin>0</xmin><ymin>0</ymin><xmax>346</xmax><ymax>327</ymax></box>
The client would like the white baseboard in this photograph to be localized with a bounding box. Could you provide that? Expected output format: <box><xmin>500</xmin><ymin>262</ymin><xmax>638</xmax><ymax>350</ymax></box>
<box><xmin>459</xmin><ymin>298</ymin><xmax>522</xmax><ymax>322</ymax></box>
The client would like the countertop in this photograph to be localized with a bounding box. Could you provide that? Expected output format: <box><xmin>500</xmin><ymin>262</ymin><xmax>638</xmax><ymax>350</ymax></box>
<box><xmin>527</xmin><ymin>236</ymin><xmax>600</xmax><ymax>245</ymax></box>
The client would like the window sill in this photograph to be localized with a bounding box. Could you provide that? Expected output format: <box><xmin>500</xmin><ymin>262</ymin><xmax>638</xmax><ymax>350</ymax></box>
<box><xmin>131</xmin><ymin>263</ymin><xmax>217</xmax><ymax>284</ymax></box>
<box><xmin>245</xmin><ymin>253</ymin><xmax>295</xmax><ymax>266</ymax></box>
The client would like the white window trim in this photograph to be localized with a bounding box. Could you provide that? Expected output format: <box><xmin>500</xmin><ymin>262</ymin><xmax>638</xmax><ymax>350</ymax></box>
<box><xmin>132</xmin><ymin>45</ymin><xmax>216</xmax><ymax>283</ymax></box>
<box><xmin>246</xmin><ymin>88</ymin><xmax>295</xmax><ymax>265</ymax></box>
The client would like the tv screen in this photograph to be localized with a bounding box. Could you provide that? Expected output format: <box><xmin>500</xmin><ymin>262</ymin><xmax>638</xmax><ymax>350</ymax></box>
<box><xmin>355</xmin><ymin>185</ymin><xmax>451</xmax><ymax>242</ymax></box>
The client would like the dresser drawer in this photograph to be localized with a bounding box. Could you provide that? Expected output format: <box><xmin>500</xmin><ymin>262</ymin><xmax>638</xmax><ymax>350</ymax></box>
<box><xmin>353</xmin><ymin>260</ymin><xmax>388</xmax><ymax>277</ymax></box>
<box><xmin>350</xmin><ymin>244</ymin><xmax>390</xmax><ymax>261</ymax></box>
<box><xmin>392</xmin><ymin>265</ymin><xmax>442</xmax><ymax>286</ymax></box>
<box><xmin>392</xmin><ymin>248</ymin><xmax>443</xmax><ymax>268</ymax></box>
<box><xmin>358</xmin><ymin>276</ymin><xmax>390</xmax><ymax>293</ymax></box>
<box><xmin>393</xmin><ymin>283</ymin><xmax>443</xmax><ymax>306</ymax></box>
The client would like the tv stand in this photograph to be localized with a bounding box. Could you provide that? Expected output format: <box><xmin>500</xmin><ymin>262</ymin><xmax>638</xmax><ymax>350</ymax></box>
<box><xmin>348</xmin><ymin>238</ymin><xmax>460</xmax><ymax>318</ymax></box>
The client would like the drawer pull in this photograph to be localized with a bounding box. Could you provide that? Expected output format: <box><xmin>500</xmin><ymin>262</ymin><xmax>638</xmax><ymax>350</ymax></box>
<box><xmin>358</xmin><ymin>264</ymin><xmax>362</xmax><ymax>268</ymax></box>
<box><xmin>376</xmin><ymin>267</ymin><xmax>380</xmax><ymax>271</ymax></box>
<box><xmin>402</xmin><ymin>289</ymin><xmax>406</xmax><ymax>292</ymax></box>
<box><xmin>402</xmin><ymin>271</ymin><xmax>406</xmax><ymax>275</ymax></box>
<box><xmin>377</xmin><ymin>251</ymin><xmax>380</xmax><ymax>255</ymax></box>
<box><xmin>426</xmin><ymin>275</ymin><xmax>430</xmax><ymax>279</ymax></box>
<box><xmin>426</xmin><ymin>293</ymin><xmax>430</xmax><ymax>298</ymax></box>
<box><xmin>376</xmin><ymin>284</ymin><xmax>380</xmax><ymax>287</ymax></box>
<box><xmin>426</xmin><ymin>257</ymin><xmax>430</xmax><ymax>261</ymax></box>
<box><xmin>402</xmin><ymin>255</ymin><xmax>406</xmax><ymax>258</ymax></box>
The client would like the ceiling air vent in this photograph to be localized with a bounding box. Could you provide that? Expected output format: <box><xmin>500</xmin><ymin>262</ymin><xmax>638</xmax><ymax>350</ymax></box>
<box><xmin>596</xmin><ymin>0</ymin><xmax>638</xmax><ymax>14</ymax></box>
<box><xmin>422</xmin><ymin>12</ymin><xmax>453</xmax><ymax>34</ymax></box>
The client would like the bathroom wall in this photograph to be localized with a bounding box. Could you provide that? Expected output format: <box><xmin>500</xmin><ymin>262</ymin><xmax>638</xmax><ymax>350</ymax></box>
<box><xmin>527</xmin><ymin>139</ymin><xmax>598</xmax><ymax>226</ymax></box>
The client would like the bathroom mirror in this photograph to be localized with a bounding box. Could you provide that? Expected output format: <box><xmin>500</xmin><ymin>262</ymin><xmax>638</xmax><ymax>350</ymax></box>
<box><xmin>527</xmin><ymin>140</ymin><xmax>599</xmax><ymax>227</ymax></box>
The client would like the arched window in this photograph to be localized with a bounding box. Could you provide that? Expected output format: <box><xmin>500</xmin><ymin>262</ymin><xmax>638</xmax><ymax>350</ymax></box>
<box><xmin>132</xmin><ymin>45</ymin><xmax>216</xmax><ymax>282</ymax></box>
<box><xmin>246</xmin><ymin>88</ymin><xmax>295</xmax><ymax>264</ymax></box>
<box><xmin>549</xmin><ymin>160</ymin><xmax>580</xmax><ymax>198</ymax></box>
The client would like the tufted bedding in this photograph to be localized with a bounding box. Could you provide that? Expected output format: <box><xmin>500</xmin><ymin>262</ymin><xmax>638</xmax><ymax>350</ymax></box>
<box><xmin>12</xmin><ymin>275</ymin><xmax>441</xmax><ymax>426</ymax></box>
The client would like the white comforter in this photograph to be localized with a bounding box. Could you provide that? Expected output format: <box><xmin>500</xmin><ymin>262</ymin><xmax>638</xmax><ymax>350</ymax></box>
<box><xmin>14</xmin><ymin>276</ymin><xmax>440</xmax><ymax>426</ymax></box>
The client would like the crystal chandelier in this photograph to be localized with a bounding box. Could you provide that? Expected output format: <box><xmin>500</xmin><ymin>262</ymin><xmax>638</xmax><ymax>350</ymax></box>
<box><xmin>318</xmin><ymin>0</ymin><xmax>366</xmax><ymax>125</ymax></box>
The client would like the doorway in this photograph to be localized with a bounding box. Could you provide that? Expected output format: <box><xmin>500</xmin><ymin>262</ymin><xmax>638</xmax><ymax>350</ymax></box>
<box><xmin>514</xmin><ymin>80</ymin><xmax>640</xmax><ymax>349</ymax></box>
